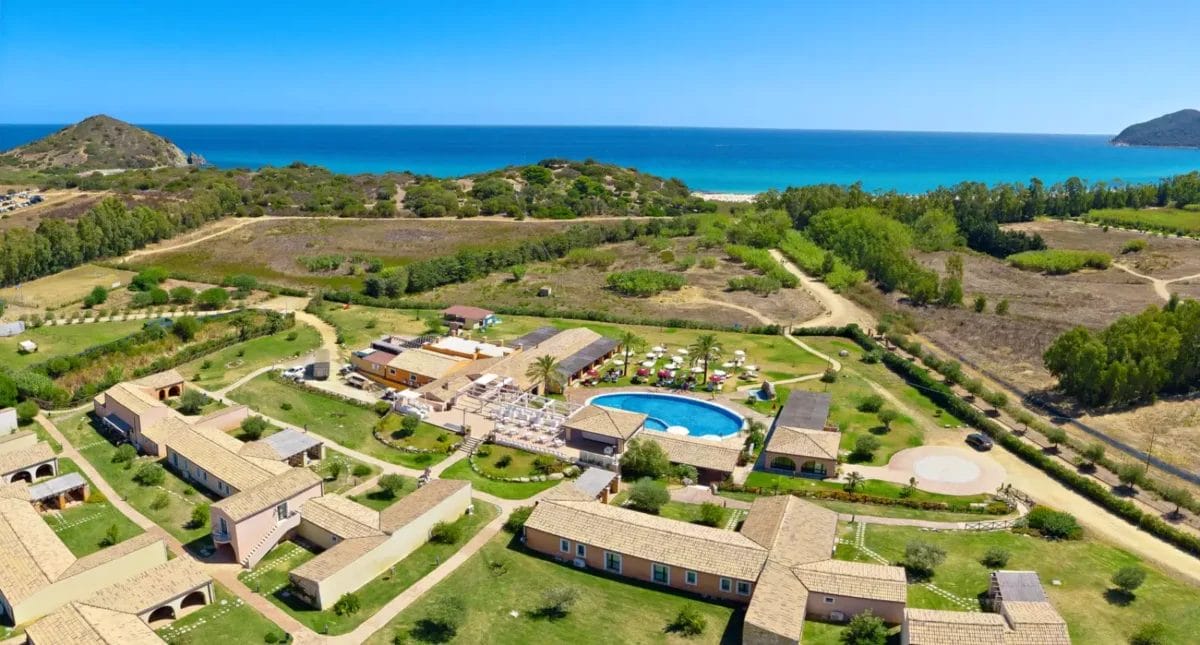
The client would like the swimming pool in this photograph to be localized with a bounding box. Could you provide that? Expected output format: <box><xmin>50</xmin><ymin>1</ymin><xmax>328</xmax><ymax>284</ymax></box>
<box><xmin>587</xmin><ymin>392</ymin><xmax>744</xmax><ymax>439</ymax></box>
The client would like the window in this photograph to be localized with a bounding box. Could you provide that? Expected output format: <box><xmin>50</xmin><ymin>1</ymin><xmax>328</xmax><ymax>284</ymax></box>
<box><xmin>276</xmin><ymin>502</ymin><xmax>288</xmax><ymax>521</ymax></box>
<box><xmin>218</xmin><ymin>518</ymin><xmax>227</xmax><ymax>535</ymax></box>
<box><xmin>605</xmin><ymin>551</ymin><xmax>622</xmax><ymax>573</ymax></box>
<box><xmin>576</xmin><ymin>543</ymin><xmax>586</xmax><ymax>558</ymax></box>
<box><xmin>736</xmin><ymin>581</ymin><xmax>752</xmax><ymax>596</ymax></box>
<box><xmin>560</xmin><ymin>538</ymin><xmax>570</xmax><ymax>553</ymax></box>
<box><xmin>719</xmin><ymin>578</ymin><xmax>732</xmax><ymax>593</ymax></box>
<box><xmin>685</xmin><ymin>570</ymin><xmax>698</xmax><ymax>586</ymax></box>
<box><xmin>824</xmin><ymin>597</ymin><xmax>835</xmax><ymax>604</ymax></box>
<box><xmin>652</xmin><ymin>563</ymin><xmax>669</xmax><ymax>585</ymax></box>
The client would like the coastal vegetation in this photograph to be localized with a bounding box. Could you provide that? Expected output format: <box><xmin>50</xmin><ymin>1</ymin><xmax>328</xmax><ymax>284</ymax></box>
<box><xmin>0</xmin><ymin>114</ymin><xmax>192</xmax><ymax>170</ymax></box>
<box><xmin>1006</xmin><ymin>249</ymin><xmax>1112</xmax><ymax>274</ymax></box>
<box><xmin>1084</xmin><ymin>206</ymin><xmax>1200</xmax><ymax>236</ymax></box>
<box><xmin>605</xmin><ymin>269</ymin><xmax>685</xmax><ymax>296</ymax></box>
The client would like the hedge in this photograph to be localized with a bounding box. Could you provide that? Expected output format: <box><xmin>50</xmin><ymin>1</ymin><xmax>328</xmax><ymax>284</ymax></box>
<box><xmin>723</xmin><ymin>483</ymin><xmax>1011</xmax><ymax>516</ymax></box>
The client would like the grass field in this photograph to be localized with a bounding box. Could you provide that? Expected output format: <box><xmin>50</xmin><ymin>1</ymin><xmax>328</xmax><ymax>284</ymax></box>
<box><xmin>440</xmin><ymin>458</ymin><xmax>560</xmax><ymax>499</ymax></box>
<box><xmin>0</xmin><ymin>319</ymin><xmax>144</xmax><ymax>368</ymax></box>
<box><xmin>363</xmin><ymin>532</ymin><xmax>742</xmax><ymax>645</ymax></box>
<box><xmin>1085</xmin><ymin>207</ymin><xmax>1200</xmax><ymax>236</ymax></box>
<box><xmin>377</xmin><ymin>413</ymin><xmax>459</xmax><ymax>455</ymax></box>
<box><xmin>182</xmin><ymin>324</ymin><xmax>322</xmax><ymax>390</ymax></box>
<box><xmin>739</xmin><ymin>473</ymin><xmax>989</xmax><ymax>506</ymax></box>
<box><xmin>247</xmin><ymin>501</ymin><xmax>498</xmax><ymax>635</ymax></box>
<box><xmin>156</xmin><ymin>584</ymin><xmax>285</xmax><ymax>644</ymax></box>
<box><xmin>228</xmin><ymin>373</ymin><xmax>444</xmax><ymax>468</ymax></box>
<box><xmin>473</xmin><ymin>443</ymin><xmax>554</xmax><ymax>479</ymax></box>
<box><xmin>0</xmin><ymin>264</ymin><xmax>135</xmax><ymax>311</ymax></box>
<box><xmin>839</xmin><ymin>523</ymin><xmax>1200</xmax><ymax>644</ymax></box>
<box><xmin>657</xmin><ymin>500</ymin><xmax>734</xmax><ymax>528</ymax></box>
<box><xmin>43</xmin><ymin>458</ymin><xmax>144</xmax><ymax>556</ymax></box>
<box><xmin>1006</xmin><ymin>249</ymin><xmax>1112</xmax><ymax>274</ymax></box>
<box><xmin>349</xmin><ymin>475</ymin><xmax>418</xmax><ymax>510</ymax></box>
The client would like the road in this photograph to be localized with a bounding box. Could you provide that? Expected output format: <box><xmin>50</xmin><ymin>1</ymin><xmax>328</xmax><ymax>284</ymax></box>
<box><xmin>770</xmin><ymin>249</ymin><xmax>876</xmax><ymax>329</ymax></box>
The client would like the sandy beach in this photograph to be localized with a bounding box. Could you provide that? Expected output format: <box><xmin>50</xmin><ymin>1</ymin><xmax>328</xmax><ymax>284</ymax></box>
<box><xmin>691</xmin><ymin>192</ymin><xmax>757</xmax><ymax>203</ymax></box>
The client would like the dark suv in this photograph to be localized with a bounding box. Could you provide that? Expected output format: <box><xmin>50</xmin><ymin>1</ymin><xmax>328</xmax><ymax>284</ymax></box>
<box><xmin>965</xmin><ymin>433</ymin><xmax>994</xmax><ymax>451</ymax></box>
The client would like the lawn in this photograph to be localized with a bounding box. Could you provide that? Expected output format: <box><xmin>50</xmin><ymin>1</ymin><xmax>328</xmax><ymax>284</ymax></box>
<box><xmin>472</xmin><ymin>443</ymin><xmax>554</xmax><ymax>479</ymax></box>
<box><xmin>261</xmin><ymin>500</ymin><xmax>499</xmax><ymax>635</ymax></box>
<box><xmin>657</xmin><ymin>500</ymin><xmax>733</xmax><ymax>528</ymax></box>
<box><xmin>1084</xmin><ymin>207</ymin><xmax>1200</xmax><ymax>236</ymax></box>
<box><xmin>181</xmin><ymin>323</ymin><xmax>322</xmax><ymax>390</ymax></box>
<box><xmin>317</xmin><ymin>449</ymin><xmax>380</xmax><ymax>495</ymax></box>
<box><xmin>362</xmin><ymin>531</ymin><xmax>742</xmax><ymax>645</ymax></box>
<box><xmin>377</xmin><ymin>413</ymin><xmax>458</xmax><ymax>457</ymax></box>
<box><xmin>440</xmin><ymin>458</ymin><xmax>560</xmax><ymax>500</ymax></box>
<box><xmin>55</xmin><ymin>411</ymin><xmax>218</xmax><ymax>546</ymax></box>
<box><xmin>43</xmin><ymin>458</ymin><xmax>144</xmax><ymax>556</ymax></box>
<box><xmin>739</xmin><ymin>473</ymin><xmax>989</xmax><ymax>506</ymax></box>
<box><xmin>156</xmin><ymin>584</ymin><xmax>285</xmax><ymax>644</ymax></box>
<box><xmin>228</xmin><ymin>373</ymin><xmax>442</xmax><ymax>468</ymax></box>
<box><xmin>840</xmin><ymin>523</ymin><xmax>1200</xmax><ymax>644</ymax></box>
<box><xmin>0</xmin><ymin>319</ymin><xmax>144</xmax><ymax>368</ymax></box>
<box><xmin>349</xmin><ymin>475</ymin><xmax>418</xmax><ymax>511</ymax></box>
<box><xmin>0</xmin><ymin>264</ymin><xmax>135</xmax><ymax>310</ymax></box>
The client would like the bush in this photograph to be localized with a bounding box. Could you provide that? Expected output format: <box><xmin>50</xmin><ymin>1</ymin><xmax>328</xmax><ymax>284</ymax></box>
<box><xmin>191</xmin><ymin>503</ymin><xmax>210</xmax><ymax>528</ymax></box>
<box><xmin>133</xmin><ymin>462</ymin><xmax>165</xmax><ymax>486</ymax></box>
<box><xmin>1007</xmin><ymin>249</ymin><xmax>1112</xmax><ymax>274</ymax></box>
<box><xmin>538</xmin><ymin>586</ymin><xmax>581</xmax><ymax>619</ymax></box>
<box><xmin>851</xmin><ymin>434</ymin><xmax>881</xmax><ymax>461</ymax></box>
<box><xmin>112</xmin><ymin>444</ymin><xmax>138</xmax><ymax>465</ymax></box>
<box><xmin>841</xmin><ymin>610</ymin><xmax>887</xmax><ymax>645</ymax></box>
<box><xmin>671</xmin><ymin>463</ymin><xmax>699</xmax><ymax>483</ymax></box>
<box><xmin>170</xmin><ymin>286</ymin><xmax>195</xmax><ymax>304</ymax></box>
<box><xmin>1129</xmin><ymin>622</ymin><xmax>1168</xmax><ymax>645</ymax></box>
<box><xmin>821</xmin><ymin>368</ymin><xmax>838</xmax><ymax>383</ymax></box>
<box><xmin>1116</xmin><ymin>463</ymin><xmax>1145</xmax><ymax>491</ymax></box>
<box><xmin>150</xmin><ymin>492</ymin><xmax>170</xmax><ymax>510</ymax></box>
<box><xmin>99</xmin><ymin>523</ymin><xmax>120</xmax><ymax>547</ymax></box>
<box><xmin>495</xmin><ymin>454</ymin><xmax>513</xmax><ymax>468</ymax></box>
<box><xmin>620</xmin><ymin>438</ymin><xmax>671</xmax><ymax>480</ymax></box>
<box><xmin>197</xmin><ymin>287</ymin><xmax>231</xmax><ymax>310</ymax></box>
<box><xmin>901</xmin><ymin>540</ymin><xmax>946</xmax><ymax>579</ymax></box>
<box><xmin>14</xmin><ymin>400</ymin><xmax>38</xmax><ymax>423</ymax></box>
<box><xmin>399</xmin><ymin>413</ymin><xmax>421</xmax><ymax>438</ymax></box>
<box><xmin>1121</xmin><ymin>239</ymin><xmax>1148</xmax><ymax>254</ymax></box>
<box><xmin>669</xmin><ymin>604</ymin><xmax>707</xmax><ymax>637</ymax></box>
<box><xmin>697</xmin><ymin>502</ymin><xmax>724</xmax><ymax>527</ymax></box>
<box><xmin>504</xmin><ymin>506</ymin><xmax>534</xmax><ymax>533</ymax></box>
<box><xmin>374</xmin><ymin>400</ymin><xmax>393</xmax><ymax>416</ymax></box>
<box><xmin>379</xmin><ymin>474</ymin><xmax>408</xmax><ymax>498</ymax></box>
<box><xmin>430</xmin><ymin>520</ymin><xmax>463</xmax><ymax>544</ymax></box>
<box><xmin>176</xmin><ymin>389</ymin><xmax>209</xmax><ymax>415</ymax></box>
<box><xmin>172</xmin><ymin>316</ymin><xmax>201</xmax><ymax>341</ymax></box>
<box><xmin>352</xmin><ymin>464</ymin><xmax>372</xmax><ymax>477</ymax></box>
<box><xmin>973</xmin><ymin>295</ymin><xmax>987</xmax><ymax>312</ymax></box>
<box><xmin>606</xmin><ymin>269</ymin><xmax>686</xmax><ymax>296</ymax></box>
<box><xmin>857</xmin><ymin>394</ymin><xmax>884</xmax><ymax>413</ymax></box>
<box><xmin>240</xmin><ymin>415</ymin><xmax>270</xmax><ymax>440</ymax></box>
<box><xmin>628</xmin><ymin>478</ymin><xmax>670</xmax><ymax>514</ymax></box>
<box><xmin>1112</xmin><ymin>565</ymin><xmax>1147</xmax><ymax>595</ymax></box>
<box><xmin>83</xmin><ymin>285</ymin><xmax>108</xmax><ymax>308</ymax></box>
<box><xmin>280</xmin><ymin>402</ymin><xmax>293</xmax><ymax>411</ymax></box>
<box><xmin>333</xmin><ymin>592</ymin><xmax>361</xmax><ymax>616</ymax></box>
<box><xmin>1024</xmin><ymin>506</ymin><xmax>1082</xmax><ymax>540</ymax></box>
<box><xmin>980</xmin><ymin>546</ymin><xmax>1010</xmax><ymax>568</ymax></box>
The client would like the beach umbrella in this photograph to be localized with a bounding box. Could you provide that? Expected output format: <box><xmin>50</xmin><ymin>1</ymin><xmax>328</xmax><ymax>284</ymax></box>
<box><xmin>645</xmin><ymin>351</ymin><xmax>656</xmax><ymax>358</ymax></box>
<box><xmin>640</xmin><ymin>360</ymin><xmax>654</xmax><ymax>368</ymax></box>
<box><xmin>709</xmin><ymin>374</ymin><xmax>722</xmax><ymax>382</ymax></box>
<box><xmin>657</xmin><ymin>369</ymin><xmax>672</xmax><ymax>378</ymax></box>
<box><xmin>721</xmin><ymin>361</ymin><xmax>735</xmax><ymax>368</ymax></box>
<box><xmin>744</xmin><ymin>364</ymin><xmax>758</xmax><ymax>371</ymax></box>
<box><xmin>734</xmin><ymin>350</ymin><xmax>746</xmax><ymax>357</ymax></box>
<box><xmin>612</xmin><ymin>359</ymin><xmax>624</xmax><ymax>366</ymax></box>
<box><xmin>713</xmin><ymin>370</ymin><xmax>727</xmax><ymax>377</ymax></box>
<box><xmin>652</xmin><ymin>346</ymin><xmax>666</xmax><ymax>352</ymax></box>
<box><xmin>677</xmin><ymin>348</ymin><xmax>689</xmax><ymax>355</ymax></box>
<box><xmin>586</xmin><ymin>369</ymin><xmax>599</xmax><ymax>377</ymax></box>
<box><xmin>636</xmin><ymin>367</ymin><xmax>650</xmax><ymax>377</ymax></box>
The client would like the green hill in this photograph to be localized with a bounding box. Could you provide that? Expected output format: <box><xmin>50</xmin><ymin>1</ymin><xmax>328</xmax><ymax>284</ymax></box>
<box><xmin>0</xmin><ymin>114</ymin><xmax>194</xmax><ymax>171</ymax></box>
<box><xmin>1111</xmin><ymin>109</ymin><xmax>1200</xmax><ymax>148</ymax></box>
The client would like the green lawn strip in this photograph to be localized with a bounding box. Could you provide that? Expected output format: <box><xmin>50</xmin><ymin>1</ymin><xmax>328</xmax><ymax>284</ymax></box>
<box><xmin>473</xmin><ymin>443</ymin><xmax>553</xmax><ymax>479</ymax></box>
<box><xmin>363</xmin><ymin>531</ymin><xmax>740</xmax><ymax>645</ymax></box>
<box><xmin>844</xmin><ymin>523</ymin><xmax>1200</xmax><ymax>644</ymax></box>
<box><xmin>0</xmin><ymin>320</ymin><xmax>144</xmax><ymax>368</ymax></box>
<box><xmin>348</xmin><ymin>475</ymin><xmax>419</xmax><ymax>511</ymax></box>
<box><xmin>238</xmin><ymin>541</ymin><xmax>319</xmax><ymax>596</ymax></box>
<box><xmin>317</xmin><ymin>449</ymin><xmax>381</xmax><ymax>495</ymax></box>
<box><xmin>1084</xmin><ymin>207</ymin><xmax>1200</xmax><ymax>235</ymax></box>
<box><xmin>657</xmin><ymin>500</ymin><xmax>733</xmax><ymax>528</ymax></box>
<box><xmin>228</xmin><ymin>373</ymin><xmax>441</xmax><ymax>468</ymax></box>
<box><xmin>804</xmin><ymin>499</ymin><xmax>1003</xmax><ymax>523</ymax></box>
<box><xmin>267</xmin><ymin>500</ymin><xmax>499</xmax><ymax>635</ymax></box>
<box><xmin>42</xmin><ymin>458</ymin><xmax>144</xmax><ymax>556</ymax></box>
<box><xmin>439</xmin><ymin>458</ymin><xmax>559</xmax><ymax>499</ymax></box>
<box><xmin>182</xmin><ymin>323</ymin><xmax>322</xmax><ymax>390</ymax></box>
<box><xmin>740</xmin><ymin>472</ymin><xmax>988</xmax><ymax>505</ymax></box>
<box><xmin>156</xmin><ymin>583</ymin><xmax>285</xmax><ymax>644</ymax></box>
<box><xmin>56</xmin><ymin>411</ymin><xmax>214</xmax><ymax>544</ymax></box>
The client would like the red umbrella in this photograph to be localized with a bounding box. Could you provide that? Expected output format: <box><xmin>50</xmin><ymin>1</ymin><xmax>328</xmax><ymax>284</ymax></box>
<box><xmin>657</xmin><ymin>369</ymin><xmax>671</xmax><ymax>378</ymax></box>
<box><xmin>586</xmin><ymin>369</ymin><xmax>599</xmax><ymax>377</ymax></box>
<box><xmin>709</xmin><ymin>374</ymin><xmax>722</xmax><ymax>382</ymax></box>
<box><xmin>636</xmin><ymin>367</ymin><xmax>650</xmax><ymax>377</ymax></box>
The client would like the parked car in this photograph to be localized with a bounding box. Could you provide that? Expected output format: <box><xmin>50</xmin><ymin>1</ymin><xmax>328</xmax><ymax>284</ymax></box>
<box><xmin>381</xmin><ymin>388</ymin><xmax>399</xmax><ymax>401</ymax></box>
<box><xmin>281</xmin><ymin>366</ymin><xmax>305</xmax><ymax>379</ymax></box>
<box><xmin>965</xmin><ymin>433</ymin><xmax>994</xmax><ymax>451</ymax></box>
<box><xmin>339</xmin><ymin>365</ymin><xmax>354</xmax><ymax>376</ymax></box>
<box><xmin>398</xmin><ymin>404</ymin><xmax>429</xmax><ymax>419</ymax></box>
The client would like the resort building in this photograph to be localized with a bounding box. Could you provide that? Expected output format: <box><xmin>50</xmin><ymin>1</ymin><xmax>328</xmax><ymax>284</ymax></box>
<box><xmin>441</xmin><ymin>305</ymin><xmax>497</xmax><ymax>332</ymax></box>
<box><xmin>487</xmin><ymin>327</ymin><xmax>618</xmax><ymax>392</ymax></box>
<box><xmin>210</xmin><ymin>468</ymin><xmax>325</xmax><ymax>568</ymax></box>
<box><xmin>424</xmin><ymin>335</ymin><xmax>513</xmax><ymax>360</ymax></box>
<box><xmin>350</xmin><ymin>338</ymin><xmax>476</xmax><ymax>390</ymax></box>
<box><xmin>901</xmin><ymin>571</ymin><xmax>1070</xmax><ymax>644</ymax></box>
<box><xmin>2</xmin><ymin>472</ymin><xmax>91</xmax><ymax>511</ymax></box>
<box><xmin>760</xmin><ymin>391</ymin><xmax>841</xmax><ymax>479</ymax></box>
<box><xmin>0</xmin><ymin>434</ymin><xmax>57</xmax><ymax>484</ymax></box>
<box><xmin>644</xmin><ymin>432</ymin><xmax>742</xmax><ymax>485</ymax></box>
<box><xmin>561</xmin><ymin>405</ymin><xmax>646</xmax><ymax>456</ymax></box>
<box><xmin>0</xmin><ymin>407</ymin><xmax>16</xmax><ymax>434</ymax></box>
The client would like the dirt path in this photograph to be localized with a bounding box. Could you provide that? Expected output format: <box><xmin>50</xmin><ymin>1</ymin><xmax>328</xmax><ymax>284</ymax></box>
<box><xmin>770</xmin><ymin>249</ymin><xmax>876</xmax><ymax>329</ymax></box>
<box><xmin>1112</xmin><ymin>262</ymin><xmax>1200</xmax><ymax>301</ymax></box>
<box><xmin>122</xmin><ymin>218</ymin><xmax>255</xmax><ymax>262</ymax></box>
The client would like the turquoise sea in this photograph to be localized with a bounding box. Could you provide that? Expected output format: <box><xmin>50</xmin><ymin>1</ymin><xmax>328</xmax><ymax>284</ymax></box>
<box><xmin>3</xmin><ymin>124</ymin><xmax>1200</xmax><ymax>194</ymax></box>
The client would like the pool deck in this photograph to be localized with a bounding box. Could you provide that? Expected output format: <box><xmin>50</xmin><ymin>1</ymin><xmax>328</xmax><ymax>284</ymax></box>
<box><xmin>566</xmin><ymin>384</ymin><xmax>773</xmax><ymax>447</ymax></box>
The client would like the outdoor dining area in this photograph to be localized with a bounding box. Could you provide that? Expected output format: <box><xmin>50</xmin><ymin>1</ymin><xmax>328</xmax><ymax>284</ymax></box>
<box><xmin>490</xmin><ymin>404</ymin><xmax>568</xmax><ymax>448</ymax></box>
<box><xmin>580</xmin><ymin>344</ymin><xmax>759</xmax><ymax>392</ymax></box>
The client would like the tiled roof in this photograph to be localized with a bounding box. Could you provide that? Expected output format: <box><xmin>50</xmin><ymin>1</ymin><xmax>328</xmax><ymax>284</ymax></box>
<box><xmin>59</xmin><ymin>533</ymin><xmax>163</xmax><ymax>578</ymax></box>
<box><xmin>301</xmin><ymin>495</ymin><xmax>383</xmax><ymax>539</ymax></box>
<box><xmin>212</xmin><ymin>468</ymin><xmax>323</xmax><ymax>521</ymax></box>
<box><xmin>387</xmin><ymin>348</ymin><xmax>468</xmax><ymax>379</ymax></box>
<box><xmin>0</xmin><ymin>441</ymin><xmax>56</xmax><ymax>475</ymax></box>
<box><xmin>26</xmin><ymin>602</ymin><xmax>163</xmax><ymax>645</ymax></box>
<box><xmin>164</xmin><ymin>422</ymin><xmax>271</xmax><ymax>492</ymax></box>
<box><xmin>486</xmin><ymin>327</ymin><xmax>605</xmax><ymax>389</ymax></box>
<box><xmin>744</xmin><ymin>560</ymin><xmax>808</xmax><ymax>643</ymax></box>
<box><xmin>541</xmin><ymin>479</ymin><xmax>603</xmax><ymax>502</ymax></box>
<box><xmin>290</xmin><ymin>535</ymin><xmax>388</xmax><ymax>584</ymax></box>
<box><xmin>379</xmin><ymin>479</ymin><xmax>470</xmax><ymax>533</ymax></box>
<box><xmin>795</xmin><ymin>559</ymin><xmax>908</xmax><ymax>603</ymax></box>
<box><xmin>644</xmin><ymin>432</ymin><xmax>741</xmax><ymax>473</ymax></box>
<box><xmin>0</xmin><ymin>498</ymin><xmax>75</xmax><ymax>603</ymax></box>
<box><xmin>427</xmin><ymin>336</ymin><xmax>511</xmax><ymax>358</ymax></box>
<box><xmin>0</xmin><ymin>429</ymin><xmax>36</xmax><ymax>447</ymax></box>
<box><xmin>525</xmin><ymin>499</ymin><xmax>767</xmax><ymax>580</ymax></box>
<box><xmin>131</xmin><ymin>370</ymin><xmax>186</xmax><ymax>391</ymax></box>
<box><xmin>138</xmin><ymin>415</ymin><xmax>191</xmax><ymax>449</ymax></box>
<box><xmin>1002</xmin><ymin>601</ymin><xmax>1071</xmax><ymax>645</ymax></box>
<box><xmin>442</xmin><ymin>305</ymin><xmax>493</xmax><ymax>320</ymax></box>
<box><xmin>764</xmin><ymin>425</ymin><xmax>841</xmax><ymax>461</ymax></box>
<box><xmin>565</xmin><ymin>405</ymin><xmax>646</xmax><ymax>441</ymax></box>
<box><xmin>904</xmin><ymin>608</ymin><xmax>1008</xmax><ymax>644</ymax></box>
<box><xmin>102</xmin><ymin>383</ymin><xmax>163</xmax><ymax>415</ymax></box>
<box><xmin>740</xmin><ymin>496</ymin><xmax>838</xmax><ymax>565</ymax></box>
<box><xmin>81</xmin><ymin>557</ymin><xmax>210</xmax><ymax>614</ymax></box>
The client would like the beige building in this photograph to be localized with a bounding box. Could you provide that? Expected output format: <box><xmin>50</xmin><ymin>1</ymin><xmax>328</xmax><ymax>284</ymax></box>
<box><xmin>644</xmin><ymin>432</ymin><xmax>742</xmax><ymax>484</ymax></box>
<box><xmin>0</xmin><ymin>436</ymin><xmax>57</xmax><ymax>484</ymax></box>
<box><xmin>562</xmin><ymin>405</ymin><xmax>646</xmax><ymax>455</ymax></box>
<box><xmin>761</xmin><ymin>391</ymin><xmax>841</xmax><ymax>479</ymax></box>
<box><xmin>901</xmin><ymin>571</ymin><xmax>1070</xmax><ymax>644</ymax></box>
<box><xmin>210</xmin><ymin>468</ymin><xmax>325</xmax><ymax>568</ymax></box>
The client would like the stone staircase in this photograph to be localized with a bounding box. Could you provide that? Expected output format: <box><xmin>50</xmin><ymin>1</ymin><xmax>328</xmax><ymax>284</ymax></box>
<box><xmin>458</xmin><ymin>435</ymin><xmax>483</xmax><ymax>455</ymax></box>
<box><xmin>241</xmin><ymin>511</ymin><xmax>300</xmax><ymax>569</ymax></box>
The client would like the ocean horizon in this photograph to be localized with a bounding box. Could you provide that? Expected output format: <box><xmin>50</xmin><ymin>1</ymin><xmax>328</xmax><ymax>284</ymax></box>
<box><xmin>3</xmin><ymin>124</ymin><xmax>1200</xmax><ymax>194</ymax></box>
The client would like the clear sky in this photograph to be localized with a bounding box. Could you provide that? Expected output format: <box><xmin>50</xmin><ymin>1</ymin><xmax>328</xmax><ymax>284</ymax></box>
<box><xmin>1</xmin><ymin>0</ymin><xmax>1197</xmax><ymax>133</ymax></box>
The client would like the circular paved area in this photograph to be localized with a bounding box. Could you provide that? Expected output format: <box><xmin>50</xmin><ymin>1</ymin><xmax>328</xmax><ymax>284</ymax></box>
<box><xmin>845</xmin><ymin>445</ymin><xmax>1006</xmax><ymax>495</ymax></box>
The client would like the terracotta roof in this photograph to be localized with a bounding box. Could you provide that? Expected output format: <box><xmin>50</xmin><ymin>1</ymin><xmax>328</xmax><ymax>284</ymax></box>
<box><xmin>81</xmin><ymin>557</ymin><xmax>210</xmax><ymax>614</ymax></box>
<box><xmin>301</xmin><ymin>495</ymin><xmax>383</xmax><ymax>539</ymax></box>
<box><xmin>137</xmin><ymin>415</ymin><xmax>191</xmax><ymax>449</ymax></box>
<box><xmin>0</xmin><ymin>441</ymin><xmax>56</xmax><ymax>476</ymax></box>
<box><xmin>290</xmin><ymin>535</ymin><xmax>388</xmax><ymax>584</ymax></box>
<box><xmin>485</xmin><ymin>327</ymin><xmax>605</xmax><ymax>389</ymax></box>
<box><xmin>99</xmin><ymin>382</ymin><xmax>163</xmax><ymax>417</ymax></box>
<box><xmin>740</xmin><ymin>496</ymin><xmax>838</xmax><ymax>565</ymax></box>
<box><xmin>904</xmin><ymin>608</ymin><xmax>1008</xmax><ymax>644</ymax></box>
<box><xmin>1002</xmin><ymin>601</ymin><xmax>1071</xmax><ymax>645</ymax></box>
<box><xmin>764</xmin><ymin>425</ymin><xmax>841</xmax><ymax>461</ymax></box>
<box><xmin>795</xmin><ymin>559</ymin><xmax>908</xmax><ymax>603</ymax></box>
<box><xmin>26</xmin><ymin>602</ymin><xmax>163</xmax><ymax>645</ymax></box>
<box><xmin>0</xmin><ymin>429</ymin><xmax>37</xmax><ymax>448</ymax></box>
<box><xmin>565</xmin><ymin>405</ymin><xmax>646</xmax><ymax>441</ymax></box>
<box><xmin>525</xmin><ymin>499</ymin><xmax>767</xmax><ymax>580</ymax></box>
<box><xmin>541</xmin><ymin>479</ymin><xmax>603</xmax><ymax>502</ymax></box>
<box><xmin>387</xmin><ymin>348</ymin><xmax>469</xmax><ymax>379</ymax></box>
<box><xmin>0</xmin><ymin>498</ymin><xmax>75</xmax><ymax>603</ymax></box>
<box><xmin>379</xmin><ymin>479</ymin><xmax>470</xmax><ymax>533</ymax></box>
<box><xmin>744</xmin><ymin>561</ymin><xmax>808</xmax><ymax>643</ymax></box>
<box><xmin>59</xmin><ymin>533</ymin><xmax>163</xmax><ymax>578</ymax></box>
<box><xmin>442</xmin><ymin>305</ymin><xmax>493</xmax><ymax>320</ymax></box>
<box><xmin>212</xmin><ymin>468</ymin><xmax>323</xmax><ymax>521</ymax></box>
<box><xmin>427</xmin><ymin>336</ymin><xmax>512</xmax><ymax>358</ymax></box>
<box><xmin>131</xmin><ymin>370</ymin><xmax>186</xmax><ymax>391</ymax></box>
<box><xmin>644</xmin><ymin>432</ymin><xmax>740</xmax><ymax>473</ymax></box>
<box><xmin>163</xmin><ymin>422</ymin><xmax>272</xmax><ymax>492</ymax></box>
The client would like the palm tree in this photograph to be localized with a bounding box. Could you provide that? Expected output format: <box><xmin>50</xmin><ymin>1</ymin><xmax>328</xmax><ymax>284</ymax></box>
<box><xmin>525</xmin><ymin>355</ymin><xmax>564</xmax><ymax>395</ymax></box>
<box><xmin>688</xmin><ymin>334</ymin><xmax>721</xmax><ymax>382</ymax></box>
<box><xmin>844</xmin><ymin>471</ymin><xmax>864</xmax><ymax>493</ymax></box>
<box><xmin>618</xmin><ymin>330</ymin><xmax>645</xmax><ymax>377</ymax></box>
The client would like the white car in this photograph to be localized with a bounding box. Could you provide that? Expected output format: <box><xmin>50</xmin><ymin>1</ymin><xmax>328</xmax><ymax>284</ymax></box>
<box><xmin>397</xmin><ymin>404</ymin><xmax>429</xmax><ymax>419</ymax></box>
<box><xmin>281</xmin><ymin>366</ymin><xmax>305</xmax><ymax>379</ymax></box>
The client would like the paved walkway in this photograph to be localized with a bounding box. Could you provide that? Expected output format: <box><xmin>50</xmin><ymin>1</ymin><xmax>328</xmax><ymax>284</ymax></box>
<box><xmin>834</xmin><ymin>510</ymin><xmax>1021</xmax><ymax>531</ymax></box>
<box><xmin>842</xmin><ymin>445</ymin><xmax>1007</xmax><ymax>496</ymax></box>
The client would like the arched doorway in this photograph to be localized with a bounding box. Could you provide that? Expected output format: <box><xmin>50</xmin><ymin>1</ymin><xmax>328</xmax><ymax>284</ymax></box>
<box><xmin>800</xmin><ymin>461</ymin><xmax>828</xmax><ymax>477</ymax></box>
<box><xmin>34</xmin><ymin>463</ymin><xmax>55</xmax><ymax>479</ymax></box>
<box><xmin>180</xmin><ymin>591</ymin><xmax>207</xmax><ymax>610</ymax></box>
<box><xmin>168</xmin><ymin>385</ymin><xmax>182</xmax><ymax>398</ymax></box>
<box><xmin>9</xmin><ymin>471</ymin><xmax>31</xmax><ymax>484</ymax></box>
<box><xmin>770</xmin><ymin>456</ymin><xmax>797</xmax><ymax>472</ymax></box>
<box><xmin>147</xmin><ymin>606</ymin><xmax>176</xmax><ymax>624</ymax></box>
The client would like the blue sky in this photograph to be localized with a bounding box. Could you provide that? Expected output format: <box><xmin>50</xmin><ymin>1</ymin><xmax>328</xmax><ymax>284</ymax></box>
<box><xmin>1</xmin><ymin>1</ymin><xmax>1197</xmax><ymax>133</ymax></box>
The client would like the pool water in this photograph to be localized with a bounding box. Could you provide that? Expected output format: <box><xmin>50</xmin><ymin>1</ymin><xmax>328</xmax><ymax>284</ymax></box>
<box><xmin>588</xmin><ymin>392</ymin><xmax>744</xmax><ymax>438</ymax></box>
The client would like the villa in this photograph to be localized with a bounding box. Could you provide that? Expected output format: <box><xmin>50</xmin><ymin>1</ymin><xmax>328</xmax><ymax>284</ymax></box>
<box><xmin>761</xmin><ymin>391</ymin><xmax>841</xmax><ymax>479</ymax></box>
<box><xmin>0</xmin><ymin>433</ymin><xmax>58</xmax><ymax>484</ymax></box>
<box><xmin>644</xmin><ymin>431</ymin><xmax>742</xmax><ymax>484</ymax></box>
<box><xmin>901</xmin><ymin>571</ymin><xmax>1071</xmax><ymax>644</ymax></box>
<box><xmin>441</xmin><ymin>305</ymin><xmax>497</xmax><ymax>331</ymax></box>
